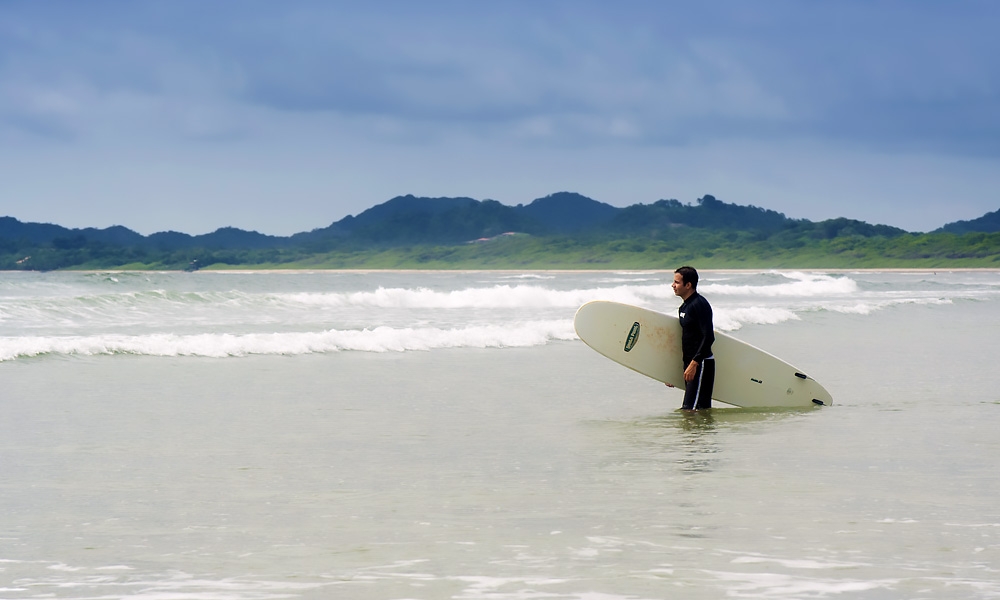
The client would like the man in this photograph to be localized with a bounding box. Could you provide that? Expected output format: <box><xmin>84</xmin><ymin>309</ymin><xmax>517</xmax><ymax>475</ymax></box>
<box><xmin>671</xmin><ymin>266</ymin><xmax>715</xmax><ymax>410</ymax></box>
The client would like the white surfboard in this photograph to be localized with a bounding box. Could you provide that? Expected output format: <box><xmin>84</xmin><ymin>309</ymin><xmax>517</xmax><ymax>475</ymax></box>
<box><xmin>574</xmin><ymin>301</ymin><xmax>833</xmax><ymax>408</ymax></box>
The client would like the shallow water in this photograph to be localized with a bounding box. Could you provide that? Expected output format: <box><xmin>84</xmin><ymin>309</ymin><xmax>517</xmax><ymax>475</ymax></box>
<box><xmin>1</xmin><ymin>270</ymin><xmax>999</xmax><ymax>598</ymax></box>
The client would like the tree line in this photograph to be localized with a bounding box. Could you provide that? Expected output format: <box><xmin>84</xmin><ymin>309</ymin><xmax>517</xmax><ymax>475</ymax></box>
<box><xmin>2</xmin><ymin>193</ymin><xmax>998</xmax><ymax>270</ymax></box>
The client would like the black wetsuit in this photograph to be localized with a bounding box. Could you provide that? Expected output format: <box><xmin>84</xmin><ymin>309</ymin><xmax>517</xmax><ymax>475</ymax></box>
<box><xmin>678</xmin><ymin>292</ymin><xmax>715</xmax><ymax>410</ymax></box>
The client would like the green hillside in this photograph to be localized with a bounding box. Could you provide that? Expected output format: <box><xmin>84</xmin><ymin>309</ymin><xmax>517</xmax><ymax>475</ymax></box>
<box><xmin>2</xmin><ymin>194</ymin><xmax>998</xmax><ymax>270</ymax></box>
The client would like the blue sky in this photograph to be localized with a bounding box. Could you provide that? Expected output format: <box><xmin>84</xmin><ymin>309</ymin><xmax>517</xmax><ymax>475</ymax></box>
<box><xmin>1</xmin><ymin>1</ymin><xmax>997</xmax><ymax>235</ymax></box>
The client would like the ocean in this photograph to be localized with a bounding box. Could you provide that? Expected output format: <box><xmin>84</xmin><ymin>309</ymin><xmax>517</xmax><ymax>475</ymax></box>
<box><xmin>1</xmin><ymin>269</ymin><xmax>998</xmax><ymax>599</ymax></box>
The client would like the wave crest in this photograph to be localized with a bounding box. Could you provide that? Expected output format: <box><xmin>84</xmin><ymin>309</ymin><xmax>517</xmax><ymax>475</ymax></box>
<box><xmin>0</xmin><ymin>320</ymin><xmax>577</xmax><ymax>361</ymax></box>
<box><xmin>705</xmin><ymin>272</ymin><xmax>859</xmax><ymax>297</ymax></box>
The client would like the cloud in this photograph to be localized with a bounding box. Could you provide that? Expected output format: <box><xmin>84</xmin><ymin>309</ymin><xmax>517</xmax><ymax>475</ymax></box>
<box><xmin>3</xmin><ymin>1</ymin><xmax>997</xmax><ymax>152</ymax></box>
<box><xmin>0</xmin><ymin>0</ymin><xmax>997</xmax><ymax>235</ymax></box>
<box><xmin>223</xmin><ymin>4</ymin><xmax>800</xmax><ymax>144</ymax></box>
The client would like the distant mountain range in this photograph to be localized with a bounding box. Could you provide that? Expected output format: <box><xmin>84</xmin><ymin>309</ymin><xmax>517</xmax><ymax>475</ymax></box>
<box><xmin>2</xmin><ymin>192</ymin><xmax>999</xmax><ymax>251</ymax></box>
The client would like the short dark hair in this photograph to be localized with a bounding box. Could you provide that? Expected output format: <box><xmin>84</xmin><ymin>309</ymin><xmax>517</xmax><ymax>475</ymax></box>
<box><xmin>675</xmin><ymin>265</ymin><xmax>699</xmax><ymax>289</ymax></box>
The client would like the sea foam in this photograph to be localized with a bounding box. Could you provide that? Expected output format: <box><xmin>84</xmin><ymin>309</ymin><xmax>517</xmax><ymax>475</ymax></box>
<box><xmin>282</xmin><ymin>284</ymin><xmax>659</xmax><ymax>310</ymax></box>
<box><xmin>704</xmin><ymin>272</ymin><xmax>859</xmax><ymax>297</ymax></box>
<box><xmin>0</xmin><ymin>320</ymin><xmax>577</xmax><ymax>361</ymax></box>
<box><xmin>4</xmin><ymin>270</ymin><xmax>993</xmax><ymax>362</ymax></box>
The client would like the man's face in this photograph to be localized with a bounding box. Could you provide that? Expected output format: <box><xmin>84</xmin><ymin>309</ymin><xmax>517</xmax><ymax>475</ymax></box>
<box><xmin>672</xmin><ymin>273</ymin><xmax>691</xmax><ymax>298</ymax></box>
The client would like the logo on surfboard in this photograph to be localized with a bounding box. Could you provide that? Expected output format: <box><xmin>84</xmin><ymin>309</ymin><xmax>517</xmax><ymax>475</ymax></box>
<box><xmin>624</xmin><ymin>321</ymin><xmax>640</xmax><ymax>352</ymax></box>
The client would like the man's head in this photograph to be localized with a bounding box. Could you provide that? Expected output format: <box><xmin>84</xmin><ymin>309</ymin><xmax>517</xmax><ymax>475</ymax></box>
<box><xmin>672</xmin><ymin>266</ymin><xmax>699</xmax><ymax>300</ymax></box>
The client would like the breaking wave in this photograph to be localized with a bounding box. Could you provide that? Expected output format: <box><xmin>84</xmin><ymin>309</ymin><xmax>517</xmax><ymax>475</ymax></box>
<box><xmin>704</xmin><ymin>271</ymin><xmax>859</xmax><ymax>297</ymax></box>
<box><xmin>2</xmin><ymin>269</ymin><xmax>993</xmax><ymax>361</ymax></box>
<box><xmin>0</xmin><ymin>321</ymin><xmax>578</xmax><ymax>361</ymax></box>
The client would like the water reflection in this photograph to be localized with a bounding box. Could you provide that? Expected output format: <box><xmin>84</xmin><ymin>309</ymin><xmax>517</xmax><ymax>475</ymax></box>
<box><xmin>588</xmin><ymin>407</ymin><xmax>817</xmax><ymax>475</ymax></box>
<box><xmin>676</xmin><ymin>408</ymin><xmax>716</xmax><ymax>431</ymax></box>
<box><xmin>671</xmin><ymin>410</ymin><xmax>719</xmax><ymax>473</ymax></box>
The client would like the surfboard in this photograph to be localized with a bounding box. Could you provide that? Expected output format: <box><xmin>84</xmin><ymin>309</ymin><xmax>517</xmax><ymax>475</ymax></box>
<box><xmin>573</xmin><ymin>300</ymin><xmax>833</xmax><ymax>408</ymax></box>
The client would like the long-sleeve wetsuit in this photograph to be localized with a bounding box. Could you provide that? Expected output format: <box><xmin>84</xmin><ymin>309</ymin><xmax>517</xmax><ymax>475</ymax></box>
<box><xmin>678</xmin><ymin>292</ymin><xmax>715</xmax><ymax>365</ymax></box>
<box><xmin>678</xmin><ymin>292</ymin><xmax>715</xmax><ymax>409</ymax></box>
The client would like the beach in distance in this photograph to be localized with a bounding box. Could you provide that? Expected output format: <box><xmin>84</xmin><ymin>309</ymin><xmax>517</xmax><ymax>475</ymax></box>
<box><xmin>2</xmin><ymin>268</ymin><xmax>998</xmax><ymax>599</ymax></box>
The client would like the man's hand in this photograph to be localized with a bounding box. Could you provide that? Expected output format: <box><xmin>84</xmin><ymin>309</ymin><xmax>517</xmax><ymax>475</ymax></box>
<box><xmin>683</xmin><ymin>360</ymin><xmax>698</xmax><ymax>383</ymax></box>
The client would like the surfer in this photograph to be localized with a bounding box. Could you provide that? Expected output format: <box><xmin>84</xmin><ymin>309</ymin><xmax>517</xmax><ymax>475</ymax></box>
<box><xmin>669</xmin><ymin>266</ymin><xmax>715</xmax><ymax>410</ymax></box>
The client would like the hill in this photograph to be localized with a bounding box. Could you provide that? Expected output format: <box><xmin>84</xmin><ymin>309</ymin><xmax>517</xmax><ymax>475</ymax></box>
<box><xmin>275</xmin><ymin>192</ymin><xmax>909</xmax><ymax>248</ymax></box>
<box><xmin>514</xmin><ymin>192</ymin><xmax>619</xmax><ymax>233</ymax></box>
<box><xmin>936</xmin><ymin>208</ymin><xmax>1000</xmax><ymax>234</ymax></box>
<box><xmin>0</xmin><ymin>193</ymin><xmax>944</xmax><ymax>251</ymax></box>
<box><xmin>297</xmin><ymin>195</ymin><xmax>543</xmax><ymax>247</ymax></box>
<box><xmin>2</xmin><ymin>193</ymin><xmax>998</xmax><ymax>270</ymax></box>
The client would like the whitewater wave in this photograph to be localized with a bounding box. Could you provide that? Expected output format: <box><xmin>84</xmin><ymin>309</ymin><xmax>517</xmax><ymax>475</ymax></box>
<box><xmin>712</xmin><ymin>296</ymin><xmax>953</xmax><ymax>329</ymax></box>
<box><xmin>0</xmin><ymin>299</ymin><xmax>903</xmax><ymax>360</ymax></box>
<box><xmin>714</xmin><ymin>307</ymin><xmax>800</xmax><ymax>331</ymax></box>
<box><xmin>819</xmin><ymin>296</ymin><xmax>953</xmax><ymax>315</ymax></box>
<box><xmin>704</xmin><ymin>272</ymin><xmax>859</xmax><ymax>297</ymax></box>
<box><xmin>0</xmin><ymin>321</ymin><xmax>578</xmax><ymax>361</ymax></box>
<box><xmin>282</xmin><ymin>284</ymin><xmax>666</xmax><ymax>310</ymax></box>
<box><xmin>1</xmin><ymin>285</ymin><xmax>662</xmax><ymax>323</ymax></box>
<box><xmin>3</xmin><ymin>271</ymin><xmax>990</xmax><ymax>363</ymax></box>
<box><xmin>5</xmin><ymin>274</ymin><xmax>859</xmax><ymax>316</ymax></box>
<box><xmin>0</xmin><ymin>274</ymin><xmax>864</xmax><ymax>328</ymax></box>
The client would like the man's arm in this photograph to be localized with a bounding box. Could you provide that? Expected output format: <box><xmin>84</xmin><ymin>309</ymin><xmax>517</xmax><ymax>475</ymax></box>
<box><xmin>690</xmin><ymin>299</ymin><xmax>715</xmax><ymax>364</ymax></box>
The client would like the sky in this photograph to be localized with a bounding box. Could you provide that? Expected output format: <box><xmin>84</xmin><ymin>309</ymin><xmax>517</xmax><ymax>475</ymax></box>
<box><xmin>1</xmin><ymin>1</ymin><xmax>998</xmax><ymax>235</ymax></box>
